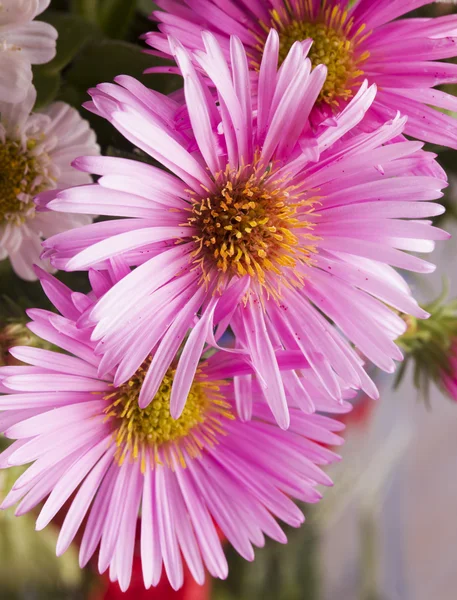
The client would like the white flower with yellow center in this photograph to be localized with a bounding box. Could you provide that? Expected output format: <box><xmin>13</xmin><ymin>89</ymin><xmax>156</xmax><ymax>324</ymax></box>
<box><xmin>0</xmin><ymin>0</ymin><xmax>57</xmax><ymax>103</ymax></box>
<box><xmin>0</xmin><ymin>84</ymin><xmax>99</xmax><ymax>280</ymax></box>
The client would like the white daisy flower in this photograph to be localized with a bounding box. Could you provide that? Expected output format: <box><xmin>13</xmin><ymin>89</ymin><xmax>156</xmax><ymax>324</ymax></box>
<box><xmin>0</xmin><ymin>0</ymin><xmax>57</xmax><ymax>103</ymax></box>
<box><xmin>0</xmin><ymin>84</ymin><xmax>99</xmax><ymax>280</ymax></box>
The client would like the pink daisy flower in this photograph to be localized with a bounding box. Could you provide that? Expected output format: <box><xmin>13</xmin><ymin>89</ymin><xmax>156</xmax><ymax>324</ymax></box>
<box><xmin>43</xmin><ymin>32</ymin><xmax>447</xmax><ymax>428</ymax></box>
<box><xmin>0</xmin><ymin>84</ymin><xmax>100</xmax><ymax>280</ymax></box>
<box><xmin>146</xmin><ymin>0</ymin><xmax>457</xmax><ymax>149</ymax></box>
<box><xmin>0</xmin><ymin>269</ymin><xmax>346</xmax><ymax>592</ymax></box>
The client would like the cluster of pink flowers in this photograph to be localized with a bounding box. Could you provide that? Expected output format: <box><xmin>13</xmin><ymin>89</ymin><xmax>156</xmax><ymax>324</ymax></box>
<box><xmin>0</xmin><ymin>0</ymin><xmax>455</xmax><ymax>592</ymax></box>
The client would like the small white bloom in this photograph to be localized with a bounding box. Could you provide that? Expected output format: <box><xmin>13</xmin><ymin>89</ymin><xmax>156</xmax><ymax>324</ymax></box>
<box><xmin>0</xmin><ymin>0</ymin><xmax>57</xmax><ymax>103</ymax></box>
<box><xmin>0</xmin><ymin>84</ymin><xmax>100</xmax><ymax>280</ymax></box>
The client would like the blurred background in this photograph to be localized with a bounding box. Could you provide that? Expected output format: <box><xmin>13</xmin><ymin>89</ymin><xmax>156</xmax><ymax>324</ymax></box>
<box><xmin>1</xmin><ymin>1</ymin><xmax>457</xmax><ymax>598</ymax></box>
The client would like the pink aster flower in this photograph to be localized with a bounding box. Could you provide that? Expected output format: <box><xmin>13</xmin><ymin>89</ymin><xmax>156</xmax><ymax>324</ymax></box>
<box><xmin>43</xmin><ymin>32</ymin><xmax>447</xmax><ymax>428</ymax></box>
<box><xmin>146</xmin><ymin>0</ymin><xmax>457</xmax><ymax>149</ymax></box>
<box><xmin>0</xmin><ymin>84</ymin><xmax>100</xmax><ymax>280</ymax></box>
<box><xmin>0</xmin><ymin>269</ymin><xmax>346</xmax><ymax>592</ymax></box>
<box><xmin>0</xmin><ymin>0</ymin><xmax>57</xmax><ymax>103</ymax></box>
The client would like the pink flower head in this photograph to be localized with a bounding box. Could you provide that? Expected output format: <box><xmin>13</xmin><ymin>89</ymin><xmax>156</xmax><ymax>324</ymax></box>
<box><xmin>43</xmin><ymin>32</ymin><xmax>447</xmax><ymax>428</ymax></box>
<box><xmin>146</xmin><ymin>0</ymin><xmax>457</xmax><ymax>149</ymax></box>
<box><xmin>0</xmin><ymin>270</ymin><xmax>346</xmax><ymax>592</ymax></box>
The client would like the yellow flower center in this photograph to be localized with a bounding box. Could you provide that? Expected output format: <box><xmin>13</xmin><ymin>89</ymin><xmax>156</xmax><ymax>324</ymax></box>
<box><xmin>104</xmin><ymin>364</ymin><xmax>234</xmax><ymax>470</ymax></box>
<box><xmin>0</xmin><ymin>139</ymin><xmax>46</xmax><ymax>225</ymax></box>
<box><xmin>258</xmin><ymin>5</ymin><xmax>370</xmax><ymax>106</ymax></box>
<box><xmin>188</xmin><ymin>165</ymin><xmax>318</xmax><ymax>290</ymax></box>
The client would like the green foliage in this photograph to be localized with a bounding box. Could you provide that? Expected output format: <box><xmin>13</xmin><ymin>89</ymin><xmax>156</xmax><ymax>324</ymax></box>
<box><xmin>138</xmin><ymin>0</ymin><xmax>156</xmax><ymax>16</ymax></box>
<box><xmin>98</xmin><ymin>0</ymin><xmax>138</xmax><ymax>38</ymax></box>
<box><xmin>34</xmin><ymin>11</ymin><xmax>100</xmax><ymax>108</ymax></box>
<box><xmin>60</xmin><ymin>38</ymin><xmax>180</xmax><ymax>148</ymax></box>
<box><xmin>65</xmin><ymin>39</ymin><xmax>160</xmax><ymax>89</ymax></box>
<box><xmin>43</xmin><ymin>12</ymin><xmax>101</xmax><ymax>73</ymax></box>
<box><xmin>70</xmin><ymin>0</ymin><xmax>100</xmax><ymax>23</ymax></box>
<box><xmin>396</xmin><ymin>283</ymin><xmax>457</xmax><ymax>400</ymax></box>
<box><xmin>71</xmin><ymin>0</ymin><xmax>141</xmax><ymax>37</ymax></box>
<box><xmin>33</xmin><ymin>66</ymin><xmax>61</xmax><ymax>109</ymax></box>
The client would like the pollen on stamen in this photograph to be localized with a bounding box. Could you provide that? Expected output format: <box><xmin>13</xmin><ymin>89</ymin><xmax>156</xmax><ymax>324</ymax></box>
<box><xmin>104</xmin><ymin>364</ymin><xmax>234</xmax><ymax>472</ymax></box>
<box><xmin>254</xmin><ymin>3</ymin><xmax>370</xmax><ymax>106</ymax></box>
<box><xmin>186</xmin><ymin>163</ymin><xmax>319</xmax><ymax>292</ymax></box>
<box><xmin>0</xmin><ymin>139</ymin><xmax>51</xmax><ymax>225</ymax></box>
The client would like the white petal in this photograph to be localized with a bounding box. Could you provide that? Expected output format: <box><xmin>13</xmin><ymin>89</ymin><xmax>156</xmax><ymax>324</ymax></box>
<box><xmin>41</xmin><ymin>102</ymin><xmax>100</xmax><ymax>187</ymax></box>
<box><xmin>31</xmin><ymin>211</ymin><xmax>94</xmax><ymax>239</ymax></box>
<box><xmin>0</xmin><ymin>83</ymin><xmax>36</xmax><ymax>137</ymax></box>
<box><xmin>0</xmin><ymin>222</ymin><xmax>22</xmax><ymax>254</ymax></box>
<box><xmin>0</xmin><ymin>52</ymin><xmax>32</xmax><ymax>103</ymax></box>
<box><xmin>4</xmin><ymin>21</ymin><xmax>57</xmax><ymax>65</ymax></box>
<box><xmin>8</xmin><ymin>226</ymin><xmax>53</xmax><ymax>281</ymax></box>
<box><xmin>0</xmin><ymin>0</ymin><xmax>43</xmax><ymax>26</ymax></box>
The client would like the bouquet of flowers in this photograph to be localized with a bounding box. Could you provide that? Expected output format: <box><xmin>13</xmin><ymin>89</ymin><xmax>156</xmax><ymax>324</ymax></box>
<box><xmin>1</xmin><ymin>1</ymin><xmax>457</xmax><ymax>598</ymax></box>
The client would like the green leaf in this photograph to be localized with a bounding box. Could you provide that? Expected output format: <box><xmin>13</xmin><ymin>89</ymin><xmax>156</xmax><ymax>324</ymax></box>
<box><xmin>32</xmin><ymin>66</ymin><xmax>61</xmax><ymax>109</ymax></box>
<box><xmin>38</xmin><ymin>11</ymin><xmax>101</xmax><ymax>74</ymax></box>
<box><xmin>70</xmin><ymin>0</ymin><xmax>100</xmax><ymax>23</ymax></box>
<box><xmin>99</xmin><ymin>0</ymin><xmax>137</xmax><ymax>38</ymax></box>
<box><xmin>138</xmin><ymin>0</ymin><xmax>156</xmax><ymax>15</ymax></box>
<box><xmin>59</xmin><ymin>39</ymin><xmax>181</xmax><ymax>150</ymax></box>
<box><xmin>65</xmin><ymin>39</ymin><xmax>181</xmax><ymax>94</ymax></box>
<box><xmin>55</xmin><ymin>81</ymin><xmax>89</xmax><ymax>110</ymax></box>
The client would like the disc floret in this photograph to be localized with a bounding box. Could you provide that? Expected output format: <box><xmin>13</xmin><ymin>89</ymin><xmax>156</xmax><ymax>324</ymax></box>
<box><xmin>262</xmin><ymin>5</ymin><xmax>370</xmax><ymax>105</ymax></box>
<box><xmin>0</xmin><ymin>138</ymin><xmax>53</xmax><ymax>225</ymax></box>
<box><xmin>188</xmin><ymin>165</ymin><xmax>318</xmax><ymax>289</ymax></box>
<box><xmin>105</xmin><ymin>365</ymin><xmax>233</xmax><ymax>469</ymax></box>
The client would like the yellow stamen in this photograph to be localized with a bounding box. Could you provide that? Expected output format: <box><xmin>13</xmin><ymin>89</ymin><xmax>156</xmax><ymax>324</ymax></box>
<box><xmin>257</xmin><ymin>2</ymin><xmax>370</xmax><ymax>106</ymax></box>
<box><xmin>0</xmin><ymin>139</ymin><xmax>48</xmax><ymax>225</ymax></box>
<box><xmin>104</xmin><ymin>364</ymin><xmax>231</xmax><ymax>471</ymax></box>
<box><xmin>186</xmin><ymin>160</ymin><xmax>319</xmax><ymax>294</ymax></box>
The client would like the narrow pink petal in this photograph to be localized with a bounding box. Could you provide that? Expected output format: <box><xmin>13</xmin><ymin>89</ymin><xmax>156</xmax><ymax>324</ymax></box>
<box><xmin>66</xmin><ymin>227</ymin><xmax>191</xmax><ymax>271</ymax></box>
<box><xmin>155</xmin><ymin>465</ymin><xmax>184</xmax><ymax>590</ymax></box>
<box><xmin>174</xmin><ymin>465</ymin><xmax>228</xmax><ymax>579</ymax></box>
<box><xmin>115</xmin><ymin>460</ymin><xmax>142</xmax><ymax>592</ymax></box>
<box><xmin>98</xmin><ymin>459</ymin><xmax>131</xmax><ymax>573</ymax></box>
<box><xmin>141</xmin><ymin>454</ymin><xmax>163</xmax><ymax>588</ymax></box>
<box><xmin>36</xmin><ymin>436</ymin><xmax>112</xmax><ymax>530</ymax></box>
<box><xmin>165</xmin><ymin>466</ymin><xmax>205</xmax><ymax>585</ymax></box>
<box><xmin>57</xmin><ymin>447</ymin><xmax>115</xmax><ymax>556</ymax></box>
<box><xmin>139</xmin><ymin>285</ymin><xmax>206</xmax><ymax>408</ymax></box>
<box><xmin>170</xmin><ymin>297</ymin><xmax>217</xmax><ymax>418</ymax></box>
<box><xmin>79</xmin><ymin>464</ymin><xmax>118</xmax><ymax>568</ymax></box>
